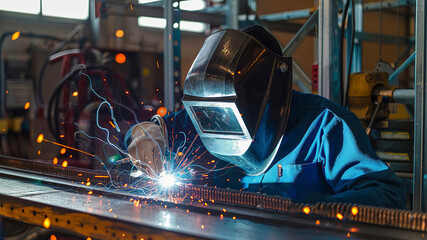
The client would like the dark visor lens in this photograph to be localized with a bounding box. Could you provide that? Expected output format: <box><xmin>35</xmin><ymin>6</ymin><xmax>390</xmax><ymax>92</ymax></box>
<box><xmin>190</xmin><ymin>106</ymin><xmax>244</xmax><ymax>134</ymax></box>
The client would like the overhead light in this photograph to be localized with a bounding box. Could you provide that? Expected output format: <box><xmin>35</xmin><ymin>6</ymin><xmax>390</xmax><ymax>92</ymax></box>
<box><xmin>138</xmin><ymin>17</ymin><xmax>207</xmax><ymax>33</ymax></box>
<box><xmin>138</xmin><ymin>0</ymin><xmax>207</xmax><ymax>33</ymax></box>
<box><xmin>138</xmin><ymin>16</ymin><xmax>166</xmax><ymax>29</ymax></box>
<box><xmin>42</xmin><ymin>0</ymin><xmax>89</xmax><ymax>20</ymax></box>
<box><xmin>138</xmin><ymin>0</ymin><xmax>206</xmax><ymax>11</ymax></box>
<box><xmin>0</xmin><ymin>0</ymin><xmax>40</xmax><ymax>15</ymax></box>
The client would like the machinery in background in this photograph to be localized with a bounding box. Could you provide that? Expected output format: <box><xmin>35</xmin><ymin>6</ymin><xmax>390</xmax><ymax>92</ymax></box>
<box><xmin>347</xmin><ymin>71</ymin><xmax>414</xmax><ymax>206</ymax></box>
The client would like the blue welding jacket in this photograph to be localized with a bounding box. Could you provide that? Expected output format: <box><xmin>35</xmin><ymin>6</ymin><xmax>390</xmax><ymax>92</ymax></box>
<box><xmin>163</xmin><ymin>90</ymin><xmax>407</xmax><ymax>209</ymax></box>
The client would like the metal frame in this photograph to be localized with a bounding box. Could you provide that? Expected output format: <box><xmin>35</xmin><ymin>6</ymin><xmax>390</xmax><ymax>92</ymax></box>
<box><xmin>318</xmin><ymin>0</ymin><xmax>341</xmax><ymax>103</ymax></box>
<box><xmin>163</xmin><ymin>0</ymin><xmax>181</xmax><ymax>111</ymax></box>
<box><xmin>414</xmin><ymin>0</ymin><xmax>426</xmax><ymax>212</ymax></box>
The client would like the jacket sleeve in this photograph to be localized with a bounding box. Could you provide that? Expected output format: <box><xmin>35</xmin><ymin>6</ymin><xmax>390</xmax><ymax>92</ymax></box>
<box><xmin>321</xmin><ymin>112</ymin><xmax>407</xmax><ymax>209</ymax></box>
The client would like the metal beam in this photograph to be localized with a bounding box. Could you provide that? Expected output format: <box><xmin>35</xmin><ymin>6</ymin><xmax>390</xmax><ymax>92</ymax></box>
<box><xmin>364</xmin><ymin>0</ymin><xmax>416</xmax><ymax>11</ymax></box>
<box><xmin>318</xmin><ymin>0</ymin><xmax>341</xmax><ymax>103</ymax></box>
<box><xmin>352</xmin><ymin>0</ymin><xmax>363</xmax><ymax>72</ymax></box>
<box><xmin>413</xmin><ymin>0</ymin><xmax>427</xmax><ymax>212</ymax></box>
<box><xmin>101</xmin><ymin>1</ymin><xmax>225</xmax><ymax>26</ymax></box>
<box><xmin>292</xmin><ymin>61</ymin><xmax>311</xmax><ymax>93</ymax></box>
<box><xmin>354</xmin><ymin>32</ymin><xmax>414</xmax><ymax>45</ymax></box>
<box><xmin>259</xmin><ymin>7</ymin><xmax>317</xmax><ymax>21</ymax></box>
<box><xmin>164</xmin><ymin>0</ymin><xmax>180</xmax><ymax>111</ymax></box>
<box><xmin>282</xmin><ymin>9</ymin><xmax>318</xmax><ymax>57</ymax></box>
<box><xmin>389</xmin><ymin>52</ymin><xmax>416</xmax><ymax>85</ymax></box>
<box><xmin>226</xmin><ymin>0</ymin><xmax>238</xmax><ymax>29</ymax></box>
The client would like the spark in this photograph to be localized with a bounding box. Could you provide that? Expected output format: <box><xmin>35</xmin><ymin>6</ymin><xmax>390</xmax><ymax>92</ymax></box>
<box><xmin>53</xmin><ymin>158</ymin><xmax>58</xmax><ymax>165</ymax></box>
<box><xmin>115</xmin><ymin>29</ymin><xmax>124</xmax><ymax>38</ymax></box>
<box><xmin>336</xmin><ymin>213</ymin><xmax>344</xmax><ymax>220</ymax></box>
<box><xmin>303</xmin><ymin>207</ymin><xmax>310</xmax><ymax>215</ymax></box>
<box><xmin>42</xmin><ymin>138</ymin><xmax>95</xmax><ymax>157</ymax></box>
<box><xmin>94</xmin><ymin>175</ymin><xmax>109</xmax><ymax>178</ymax></box>
<box><xmin>72</xmin><ymin>91</ymin><xmax>78</xmax><ymax>97</ymax></box>
<box><xmin>11</xmin><ymin>31</ymin><xmax>20</xmax><ymax>40</ymax></box>
<box><xmin>88</xmin><ymin>191</ymin><xmax>93</xmax><ymax>195</ymax></box>
<box><xmin>50</xmin><ymin>235</ymin><xmax>57</xmax><ymax>240</ymax></box>
<box><xmin>351</xmin><ymin>207</ymin><xmax>358</xmax><ymax>215</ymax></box>
<box><xmin>60</xmin><ymin>148</ymin><xmax>66</xmax><ymax>154</ymax></box>
<box><xmin>36</xmin><ymin>134</ymin><xmax>44</xmax><ymax>143</ymax></box>
<box><xmin>62</xmin><ymin>161</ymin><xmax>68</xmax><ymax>168</ymax></box>
<box><xmin>316</xmin><ymin>220</ymin><xmax>320</xmax><ymax>225</ymax></box>
<box><xmin>43</xmin><ymin>218</ymin><xmax>50</xmax><ymax>229</ymax></box>
<box><xmin>24</xmin><ymin>102</ymin><xmax>30</xmax><ymax>109</ymax></box>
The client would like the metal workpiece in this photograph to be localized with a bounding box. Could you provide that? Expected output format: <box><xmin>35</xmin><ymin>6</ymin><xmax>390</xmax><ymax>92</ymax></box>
<box><xmin>0</xmin><ymin>158</ymin><xmax>425</xmax><ymax>239</ymax></box>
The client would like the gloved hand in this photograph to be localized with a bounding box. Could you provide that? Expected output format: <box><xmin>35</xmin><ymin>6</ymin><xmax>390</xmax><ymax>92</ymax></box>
<box><xmin>127</xmin><ymin>115</ymin><xmax>168</xmax><ymax>178</ymax></box>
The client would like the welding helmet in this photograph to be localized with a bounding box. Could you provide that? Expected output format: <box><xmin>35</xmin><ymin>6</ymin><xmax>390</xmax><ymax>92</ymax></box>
<box><xmin>182</xmin><ymin>26</ymin><xmax>293</xmax><ymax>175</ymax></box>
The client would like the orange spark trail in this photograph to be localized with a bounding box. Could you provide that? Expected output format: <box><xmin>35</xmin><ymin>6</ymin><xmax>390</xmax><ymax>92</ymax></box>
<box><xmin>42</xmin><ymin>139</ymin><xmax>95</xmax><ymax>157</ymax></box>
<box><xmin>109</xmin><ymin>121</ymin><xmax>116</xmax><ymax>128</ymax></box>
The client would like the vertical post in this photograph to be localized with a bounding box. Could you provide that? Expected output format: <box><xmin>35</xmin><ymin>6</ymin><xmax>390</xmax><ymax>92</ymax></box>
<box><xmin>226</xmin><ymin>0</ymin><xmax>239</xmax><ymax>29</ymax></box>
<box><xmin>413</xmin><ymin>0</ymin><xmax>426</xmax><ymax>212</ymax></box>
<box><xmin>318</xmin><ymin>0</ymin><xmax>341</xmax><ymax>103</ymax></box>
<box><xmin>352</xmin><ymin>0</ymin><xmax>363</xmax><ymax>72</ymax></box>
<box><xmin>164</xmin><ymin>0</ymin><xmax>181</xmax><ymax>111</ymax></box>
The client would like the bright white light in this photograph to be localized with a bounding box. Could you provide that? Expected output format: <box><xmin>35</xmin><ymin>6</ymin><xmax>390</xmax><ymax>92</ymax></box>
<box><xmin>138</xmin><ymin>0</ymin><xmax>207</xmax><ymax>33</ymax></box>
<box><xmin>42</xmin><ymin>0</ymin><xmax>89</xmax><ymax>20</ymax></box>
<box><xmin>159</xmin><ymin>173</ymin><xmax>176</xmax><ymax>188</ymax></box>
<box><xmin>0</xmin><ymin>0</ymin><xmax>40</xmax><ymax>15</ymax></box>
<box><xmin>138</xmin><ymin>16</ymin><xmax>166</xmax><ymax>29</ymax></box>
<box><xmin>138</xmin><ymin>0</ymin><xmax>159</xmax><ymax>4</ymax></box>
<box><xmin>180</xmin><ymin>20</ymin><xmax>206</xmax><ymax>33</ymax></box>
<box><xmin>180</xmin><ymin>0</ymin><xmax>206</xmax><ymax>11</ymax></box>
<box><xmin>138</xmin><ymin>17</ymin><xmax>207</xmax><ymax>33</ymax></box>
<box><xmin>138</xmin><ymin>0</ymin><xmax>206</xmax><ymax>11</ymax></box>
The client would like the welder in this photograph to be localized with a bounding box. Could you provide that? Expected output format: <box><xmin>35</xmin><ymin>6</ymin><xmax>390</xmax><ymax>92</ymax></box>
<box><xmin>127</xmin><ymin>25</ymin><xmax>406</xmax><ymax>209</ymax></box>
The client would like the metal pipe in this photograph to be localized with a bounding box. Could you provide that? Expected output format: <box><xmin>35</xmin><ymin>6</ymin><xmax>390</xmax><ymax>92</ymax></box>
<box><xmin>372</xmin><ymin>87</ymin><xmax>415</xmax><ymax>105</ymax></box>
<box><xmin>389</xmin><ymin>51</ymin><xmax>416</xmax><ymax>85</ymax></box>
<box><xmin>393</xmin><ymin>89</ymin><xmax>415</xmax><ymax>105</ymax></box>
